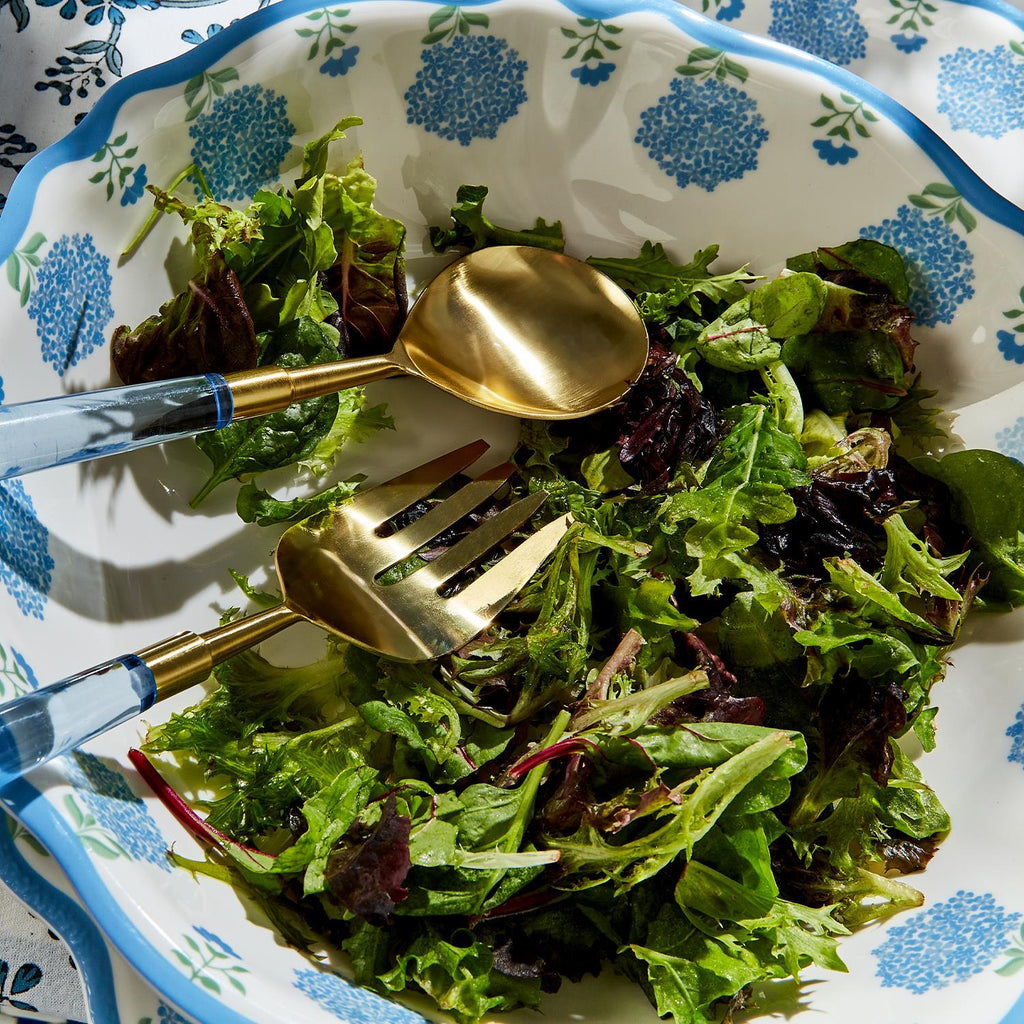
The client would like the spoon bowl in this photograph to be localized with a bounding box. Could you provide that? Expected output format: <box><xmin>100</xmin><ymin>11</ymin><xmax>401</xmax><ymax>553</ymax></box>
<box><xmin>392</xmin><ymin>245</ymin><xmax>650</xmax><ymax>419</ymax></box>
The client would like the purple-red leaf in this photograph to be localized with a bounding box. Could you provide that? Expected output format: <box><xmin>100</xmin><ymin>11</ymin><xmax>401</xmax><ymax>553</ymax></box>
<box><xmin>325</xmin><ymin>794</ymin><xmax>411</xmax><ymax>923</ymax></box>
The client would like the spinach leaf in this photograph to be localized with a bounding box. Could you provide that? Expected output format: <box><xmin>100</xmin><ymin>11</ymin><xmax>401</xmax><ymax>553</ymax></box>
<box><xmin>782</xmin><ymin>329</ymin><xmax>906</xmax><ymax>414</ymax></box>
<box><xmin>235</xmin><ymin>478</ymin><xmax>363</xmax><ymax>526</ymax></box>
<box><xmin>917</xmin><ymin>449</ymin><xmax>1024</xmax><ymax>604</ymax></box>
<box><xmin>191</xmin><ymin>317</ymin><xmax>342</xmax><ymax>505</ymax></box>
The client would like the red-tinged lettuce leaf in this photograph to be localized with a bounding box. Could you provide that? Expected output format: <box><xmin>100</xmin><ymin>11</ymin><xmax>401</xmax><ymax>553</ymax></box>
<box><xmin>544</xmin><ymin>731</ymin><xmax>801</xmax><ymax>891</ymax></box>
<box><xmin>652</xmin><ymin>632</ymin><xmax>766</xmax><ymax>726</ymax></box>
<box><xmin>318</xmin><ymin>156</ymin><xmax>408</xmax><ymax>354</ymax></box>
<box><xmin>111</xmin><ymin>252</ymin><xmax>258</xmax><ymax>383</ymax></box>
<box><xmin>819</xmin><ymin>674</ymin><xmax>907</xmax><ymax>786</ymax></box>
<box><xmin>270</xmin><ymin>765</ymin><xmax>377</xmax><ymax>895</ymax></box>
<box><xmin>789</xmin><ymin>674</ymin><xmax>908</xmax><ymax>828</ymax></box>
<box><xmin>695</xmin><ymin>273</ymin><xmax>828</xmax><ymax>373</ymax></box>
<box><xmin>326</xmin><ymin>794</ymin><xmax>412</xmax><ymax>923</ymax></box>
<box><xmin>786</xmin><ymin>238</ymin><xmax>910</xmax><ymax>306</ymax></box>
<box><xmin>611</xmin><ymin>344</ymin><xmax>720</xmax><ymax>489</ymax></box>
<box><xmin>760</xmin><ymin>468</ymin><xmax>903</xmax><ymax>578</ymax></box>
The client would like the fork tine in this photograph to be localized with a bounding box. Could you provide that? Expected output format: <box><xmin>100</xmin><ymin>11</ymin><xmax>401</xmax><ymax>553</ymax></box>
<box><xmin>348</xmin><ymin>439</ymin><xmax>490</xmax><ymax>528</ymax></box>
<box><xmin>377</xmin><ymin>462</ymin><xmax>515</xmax><ymax>569</ymax></box>
<box><xmin>453</xmin><ymin>513</ymin><xmax>573</xmax><ymax>617</ymax></box>
<box><xmin>411</xmin><ymin>489</ymin><xmax>550</xmax><ymax>586</ymax></box>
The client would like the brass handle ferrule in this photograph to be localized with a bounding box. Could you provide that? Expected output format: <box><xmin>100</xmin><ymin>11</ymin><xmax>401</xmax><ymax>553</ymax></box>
<box><xmin>223</xmin><ymin>366</ymin><xmax>298</xmax><ymax>420</ymax></box>
<box><xmin>134</xmin><ymin>605</ymin><xmax>305</xmax><ymax>701</ymax></box>
<box><xmin>135</xmin><ymin>631</ymin><xmax>214</xmax><ymax>700</ymax></box>
<box><xmin>224</xmin><ymin>355</ymin><xmax>402</xmax><ymax>421</ymax></box>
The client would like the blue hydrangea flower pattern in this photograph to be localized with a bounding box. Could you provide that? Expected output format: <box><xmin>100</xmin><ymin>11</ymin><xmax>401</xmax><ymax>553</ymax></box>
<box><xmin>296</xmin><ymin>8</ymin><xmax>361</xmax><ymax>77</ymax></box>
<box><xmin>0</xmin><ymin>479</ymin><xmax>54</xmax><ymax>619</ymax></box>
<box><xmin>572</xmin><ymin>63</ymin><xmax>614</xmax><ymax>85</ymax></box>
<box><xmin>562</xmin><ymin>18</ymin><xmax>622</xmax><ymax>87</ymax></box>
<box><xmin>1007</xmin><ymin>702</ymin><xmax>1024</xmax><ymax>764</ymax></box>
<box><xmin>293</xmin><ymin>968</ymin><xmax>425</xmax><ymax>1023</ymax></box>
<box><xmin>322</xmin><ymin>47</ymin><xmax>360</xmax><ymax>76</ymax></box>
<box><xmin>26</xmin><ymin>233</ymin><xmax>113</xmax><ymax>376</ymax></box>
<box><xmin>937</xmin><ymin>45</ymin><xmax>1024</xmax><ymax>139</ymax></box>
<box><xmin>769</xmin><ymin>0</ymin><xmax>868</xmax><ymax>66</ymax></box>
<box><xmin>715</xmin><ymin>0</ymin><xmax>744</xmax><ymax>20</ymax></box>
<box><xmin>405</xmin><ymin>36</ymin><xmax>528</xmax><ymax>146</ymax></box>
<box><xmin>859</xmin><ymin>205</ymin><xmax>975</xmax><ymax>326</ymax></box>
<box><xmin>872</xmin><ymin>890</ymin><xmax>1020</xmax><ymax>992</ymax></box>
<box><xmin>636</xmin><ymin>77</ymin><xmax>768</xmax><ymax>192</ymax></box>
<box><xmin>121</xmin><ymin>164</ymin><xmax>148</xmax><ymax>205</ymax></box>
<box><xmin>995</xmin><ymin>417</ymin><xmax>1024</xmax><ymax>462</ymax></box>
<box><xmin>189</xmin><ymin>84</ymin><xmax>295</xmax><ymax>202</ymax></box>
<box><xmin>63</xmin><ymin>751</ymin><xmax>171</xmax><ymax>871</ymax></box>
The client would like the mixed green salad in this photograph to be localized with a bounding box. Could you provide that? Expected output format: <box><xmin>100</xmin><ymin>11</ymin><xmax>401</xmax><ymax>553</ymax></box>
<box><xmin>120</xmin><ymin>121</ymin><xmax>1024</xmax><ymax>1023</ymax></box>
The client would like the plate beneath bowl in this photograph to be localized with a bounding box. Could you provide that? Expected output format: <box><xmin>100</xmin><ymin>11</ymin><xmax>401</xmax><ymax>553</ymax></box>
<box><xmin>677</xmin><ymin>0</ymin><xmax>1024</xmax><ymax>209</ymax></box>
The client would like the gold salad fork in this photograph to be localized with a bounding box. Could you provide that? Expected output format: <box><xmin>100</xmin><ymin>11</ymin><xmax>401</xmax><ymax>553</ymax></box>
<box><xmin>0</xmin><ymin>440</ymin><xmax>571</xmax><ymax>780</ymax></box>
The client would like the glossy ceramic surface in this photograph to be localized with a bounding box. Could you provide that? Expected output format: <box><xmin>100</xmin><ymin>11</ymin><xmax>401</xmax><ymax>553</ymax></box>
<box><xmin>3</xmin><ymin>1</ymin><xmax>1024</xmax><ymax>1021</ymax></box>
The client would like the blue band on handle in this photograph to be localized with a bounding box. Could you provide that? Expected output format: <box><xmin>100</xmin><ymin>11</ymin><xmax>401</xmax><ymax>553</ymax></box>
<box><xmin>120</xmin><ymin>653</ymin><xmax>157</xmax><ymax>711</ymax></box>
<box><xmin>204</xmin><ymin>372</ymin><xmax>234</xmax><ymax>429</ymax></box>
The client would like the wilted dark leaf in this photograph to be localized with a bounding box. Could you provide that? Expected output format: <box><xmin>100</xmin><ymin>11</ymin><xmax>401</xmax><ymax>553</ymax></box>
<box><xmin>591</xmin><ymin>343</ymin><xmax>719</xmax><ymax>489</ymax></box>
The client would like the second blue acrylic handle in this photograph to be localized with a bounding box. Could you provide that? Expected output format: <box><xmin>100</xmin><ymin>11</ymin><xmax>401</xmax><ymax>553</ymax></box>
<box><xmin>0</xmin><ymin>374</ymin><xmax>234</xmax><ymax>480</ymax></box>
<box><xmin>0</xmin><ymin>655</ymin><xmax>157</xmax><ymax>784</ymax></box>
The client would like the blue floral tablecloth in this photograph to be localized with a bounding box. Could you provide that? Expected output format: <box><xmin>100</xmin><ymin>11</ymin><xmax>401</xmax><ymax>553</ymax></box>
<box><xmin>2</xmin><ymin>0</ymin><xmax>1024</xmax><ymax>1020</ymax></box>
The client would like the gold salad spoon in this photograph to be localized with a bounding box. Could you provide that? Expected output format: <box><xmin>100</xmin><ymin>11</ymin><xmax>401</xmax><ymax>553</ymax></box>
<box><xmin>0</xmin><ymin>245</ymin><xmax>649</xmax><ymax>479</ymax></box>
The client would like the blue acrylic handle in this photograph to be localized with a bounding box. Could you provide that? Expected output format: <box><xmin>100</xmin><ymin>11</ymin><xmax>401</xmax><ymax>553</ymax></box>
<box><xmin>0</xmin><ymin>373</ymin><xmax>234</xmax><ymax>480</ymax></box>
<box><xmin>0</xmin><ymin>655</ymin><xmax>157</xmax><ymax>783</ymax></box>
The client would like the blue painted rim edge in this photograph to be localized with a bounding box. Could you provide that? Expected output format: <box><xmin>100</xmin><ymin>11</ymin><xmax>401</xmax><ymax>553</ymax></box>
<box><xmin>0</xmin><ymin>799</ymin><xmax>119</xmax><ymax>1024</ymax></box>
<box><xmin>2</xmin><ymin>0</ymin><xmax>1024</xmax><ymax>261</ymax></box>
<box><xmin>1</xmin><ymin>0</ymin><xmax>1024</xmax><ymax>1021</ymax></box>
<box><xmin>2</xmin><ymin>775</ymin><xmax>256</xmax><ymax>1024</ymax></box>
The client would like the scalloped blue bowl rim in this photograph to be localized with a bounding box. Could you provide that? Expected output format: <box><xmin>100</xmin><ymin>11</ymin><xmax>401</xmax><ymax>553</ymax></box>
<box><xmin>3</xmin><ymin>0</ymin><xmax>1024</xmax><ymax>1021</ymax></box>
